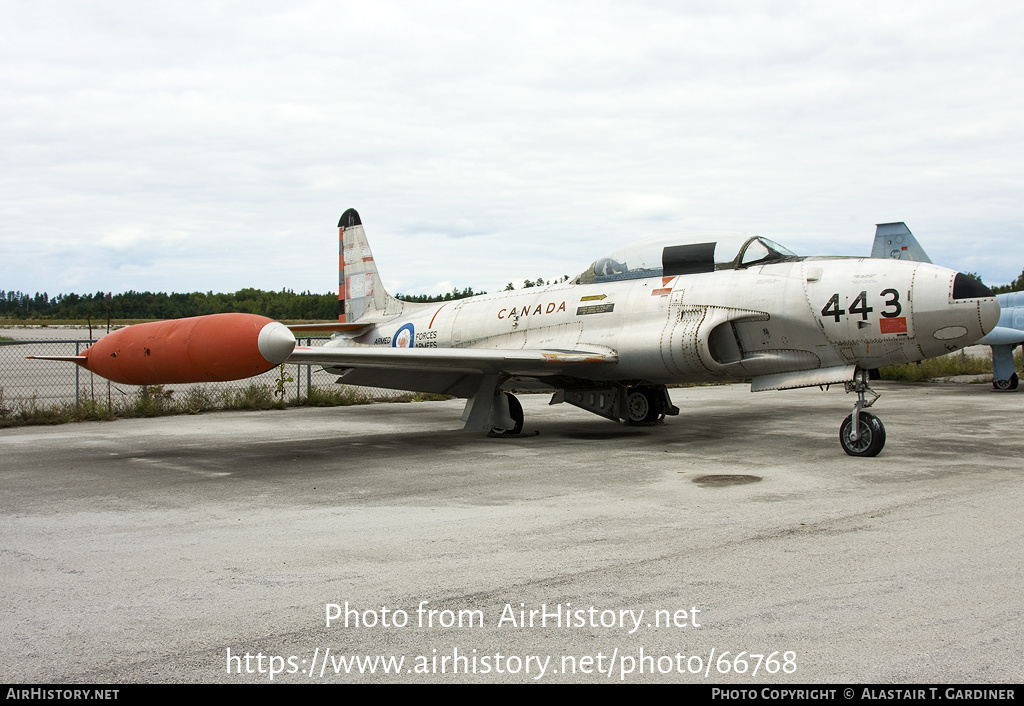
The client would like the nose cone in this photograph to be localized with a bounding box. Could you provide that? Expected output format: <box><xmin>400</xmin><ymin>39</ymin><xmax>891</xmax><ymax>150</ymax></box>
<box><xmin>914</xmin><ymin>269</ymin><xmax>999</xmax><ymax>356</ymax></box>
<box><xmin>257</xmin><ymin>322</ymin><xmax>297</xmax><ymax>364</ymax></box>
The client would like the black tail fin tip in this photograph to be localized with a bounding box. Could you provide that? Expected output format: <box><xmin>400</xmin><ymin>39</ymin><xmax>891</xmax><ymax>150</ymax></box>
<box><xmin>339</xmin><ymin>209</ymin><xmax>361</xmax><ymax>228</ymax></box>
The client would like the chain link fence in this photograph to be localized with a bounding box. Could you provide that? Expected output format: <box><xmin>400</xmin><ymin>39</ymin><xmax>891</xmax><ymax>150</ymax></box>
<box><xmin>0</xmin><ymin>337</ymin><xmax>408</xmax><ymax>410</ymax></box>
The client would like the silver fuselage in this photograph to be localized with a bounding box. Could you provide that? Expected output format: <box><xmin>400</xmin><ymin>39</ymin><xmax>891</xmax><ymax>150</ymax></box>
<box><xmin>331</xmin><ymin>257</ymin><xmax>998</xmax><ymax>388</ymax></box>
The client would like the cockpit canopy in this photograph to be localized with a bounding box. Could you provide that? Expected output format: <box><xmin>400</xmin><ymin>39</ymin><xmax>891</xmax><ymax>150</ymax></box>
<box><xmin>576</xmin><ymin>233</ymin><xmax>799</xmax><ymax>284</ymax></box>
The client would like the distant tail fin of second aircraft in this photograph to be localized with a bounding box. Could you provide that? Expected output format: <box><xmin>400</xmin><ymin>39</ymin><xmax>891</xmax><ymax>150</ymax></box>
<box><xmin>871</xmin><ymin>222</ymin><xmax>932</xmax><ymax>263</ymax></box>
<box><xmin>338</xmin><ymin>208</ymin><xmax>411</xmax><ymax>323</ymax></box>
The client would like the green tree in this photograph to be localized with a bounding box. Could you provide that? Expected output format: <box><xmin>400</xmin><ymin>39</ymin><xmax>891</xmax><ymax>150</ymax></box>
<box><xmin>992</xmin><ymin>268</ymin><xmax>1024</xmax><ymax>295</ymax></box>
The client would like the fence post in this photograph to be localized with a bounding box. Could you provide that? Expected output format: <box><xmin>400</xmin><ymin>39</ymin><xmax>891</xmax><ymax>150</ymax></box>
<box><xmin>75</xmin><ymin>341</ymin><xmax>80</xmax><ymax>408</ymax></box>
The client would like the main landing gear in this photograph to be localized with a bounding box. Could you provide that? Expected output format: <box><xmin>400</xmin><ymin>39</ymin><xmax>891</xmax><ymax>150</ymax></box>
<box><xmin>624</xmin><ymin>386</ymin><xmax>664</xmax><ymax>424</ymax></box>
<box><xmin>464</xmin><ymin>377</ymin><xmax>532</xmax><ymax>437</ymax></box>
<box><xmin>489</xmin><ymin>392</ymin><xmax>525</xmax><ymax>436</ymax></box>
<box><xmin>840</xmin><ymin>370</ymin><xmax>885</xmax><ymax>457</ymax></box>
<box><xmin>556</xmin><ymin>384</ymin><xmax>679</xmax><ymax>426</ymax></box>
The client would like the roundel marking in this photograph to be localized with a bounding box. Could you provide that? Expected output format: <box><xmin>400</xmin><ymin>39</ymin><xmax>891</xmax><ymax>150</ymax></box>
<box><xmin>393</xmin><ymin>323</ymin><xmax>415</xmax><ymax>348</ymax></box>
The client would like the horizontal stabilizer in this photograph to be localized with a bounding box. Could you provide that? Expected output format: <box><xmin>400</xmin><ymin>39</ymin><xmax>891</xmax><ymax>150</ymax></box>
<box><xmin>286</xmin><ymin>322</ymin><xmax>374</xmax><ymax>334</ymax></box>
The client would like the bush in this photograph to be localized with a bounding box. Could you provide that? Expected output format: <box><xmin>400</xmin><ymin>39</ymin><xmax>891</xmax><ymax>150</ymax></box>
<box><xmin>222</xmin><ymin>383</ymin><xmax>285</xmax><ymax>410</ymax></box>
<box><xmin>125</xmin><ymin>385</ymin><xmax>177</xmax><ymax>417</ymax></box>
<box><xmin>880</xmin><ymin>353</ymin><xmax>992</xmax><ymax>382</ymax></box>
<box><xmin>302</xmin><ymin>385</ymin><xmax>374</xmax><ymax>406</ymax></box>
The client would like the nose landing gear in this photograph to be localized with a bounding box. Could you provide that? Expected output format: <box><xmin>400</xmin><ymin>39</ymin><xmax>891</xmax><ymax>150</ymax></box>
<box><xmin>993</xmin><ymin>372</ymin><xmax>1019</xmax><ymax>391</ymax></box>
<box><xmin>840</xmin><ymin>370</ymin><xmax>885</xmax><ymax>457</ymax></box>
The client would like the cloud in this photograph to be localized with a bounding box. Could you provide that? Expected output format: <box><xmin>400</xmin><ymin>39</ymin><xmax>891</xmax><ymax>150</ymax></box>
<box><xmin>2</xmin><ymin>0</ymin><xmax>1022</xmax><ymax>295</ymax></box>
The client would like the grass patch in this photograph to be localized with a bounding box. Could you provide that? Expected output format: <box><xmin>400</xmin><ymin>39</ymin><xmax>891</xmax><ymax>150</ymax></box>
<box><xmin>0</xmin><ymin>392</ymin><xmax>118</xmax><ymax>427</ymax></box>
<box><xmin>301</xmin><ymin>385</ymin><xmax>374</xmax><ymax>406</ymax></box>
<box><xmin>180</xmin><ymin>386</ymin><xmax>219</xmax><ymax>414</ymax></box>
<box><xmin>412</xmin><ymin>392</ymin><xmax>455</xmax><ymax>402</ymax></box>
<box><xmin>386</xmin><ymin>391</ymin><xmax>457</xmax><ymax>403</ymax></box>
<box><xmin>880</xmin><ymin>352</ymin><xmax>993</xmax><ymax>382</ymax></box>
<box><xmin>222</xmin><ymin>383</ymin><xmax>286</xmax><ymax>411</ymax></box>
<box><xmin>0</xmin><ymin>379</ymin><xmax>452</xmax><ymax>428</ymax></box>
<box><xmin>123</xmin><ymin>385</ymin><xmax>178</xmax><ymax>417</ymax></box>
<box><xmin>0</xmin><ymin>382</ymin><xmax>367</xmax><ymax>427</ymax></box>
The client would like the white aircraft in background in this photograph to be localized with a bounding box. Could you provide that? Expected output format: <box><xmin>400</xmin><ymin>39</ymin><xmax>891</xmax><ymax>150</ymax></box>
<box><xmin>871</xmin><ymin>222</ymin><xmax>1023</xmax><ymax>390</ymax></box>
<box><xmin>36</xmin><ymin>209</ymin><xmax>999</xmax><ymax>457</ymax></box>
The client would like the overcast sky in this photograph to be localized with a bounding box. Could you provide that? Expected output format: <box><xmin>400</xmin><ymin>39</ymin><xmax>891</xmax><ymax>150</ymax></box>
<box><xmin>2</xmin><ymin>1</ymin><xmax>1022</xmax><ymax>299</ymax></box>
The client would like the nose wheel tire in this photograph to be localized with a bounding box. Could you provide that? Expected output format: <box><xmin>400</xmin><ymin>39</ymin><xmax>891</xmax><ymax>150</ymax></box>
<box><xmin>993</xmin><ymin>372</ymin><xmax>1019</xmax><ymax>391</ymax></box>
<box><xmin>840</xmin><ymin>412</ymin><xmax>886</xmax><ymax>457</ymax></box>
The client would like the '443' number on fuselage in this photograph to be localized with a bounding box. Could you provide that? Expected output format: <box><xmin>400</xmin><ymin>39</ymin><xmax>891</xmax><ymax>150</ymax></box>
<box><xmin>821</xmin><ymin>289</ymin><xmax>902</xmax><ymax>322</ymax></box>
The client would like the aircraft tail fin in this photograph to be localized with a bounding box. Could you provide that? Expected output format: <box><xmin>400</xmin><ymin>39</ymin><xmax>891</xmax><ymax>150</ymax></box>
<box><xmin>337</xmin><ymin>209</ymin><xmax>413</xmax><ymax>323</ymax></box>
<box><xmin>871</xmin><ymin>222</ymin><xmax>932</xmax><ymax>263</ymax></box>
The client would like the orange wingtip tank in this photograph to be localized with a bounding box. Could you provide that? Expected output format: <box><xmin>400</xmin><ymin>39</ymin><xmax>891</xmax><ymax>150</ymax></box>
<box><xmin>75</xmin><ymin>313</ymin><xmax>296</xmax><ymax>385</ymax></box>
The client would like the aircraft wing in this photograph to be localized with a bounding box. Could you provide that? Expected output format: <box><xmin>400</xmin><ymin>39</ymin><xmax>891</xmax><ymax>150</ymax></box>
<box><xmin>975</xmin><ymin>327</ymin><xmax>1024</xmax><ymax>346</ymax></box>
<box><xmin>287</xmin><ymin>345</ymin><xmax>619</xmax><ymax>401</ymax></box>
<box><xmin>287</xmin><ymin>345</ymin><xmax>617</xmax><ymax>377</ymax></box>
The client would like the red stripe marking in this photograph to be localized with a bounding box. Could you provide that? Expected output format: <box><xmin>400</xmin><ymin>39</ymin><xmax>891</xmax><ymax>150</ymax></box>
<box><xmin>429</xmin><ymin>303</ymin><xmax>448</xmax><ymax>328</ymax></box>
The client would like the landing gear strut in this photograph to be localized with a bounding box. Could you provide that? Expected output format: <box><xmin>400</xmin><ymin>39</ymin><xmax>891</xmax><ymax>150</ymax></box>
<box><xmin>840</xmin><ymin>370</ymin><xmax>885</xmax><ymax>457</ymax></box>
<box><xmin>489</xmin><ymin>392</ymin><xmax>524</xmax><ymax>436</ymax></box>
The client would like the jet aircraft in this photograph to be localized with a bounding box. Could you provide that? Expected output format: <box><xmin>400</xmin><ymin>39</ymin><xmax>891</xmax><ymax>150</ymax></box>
<box><xmin>871</xmin><ymin>222</ymin><xmax>1023</xmax><ymax>390</ymax></box>
<box><xmin>33</xmin><ymin>209</ymin><xmax>1000</xmax><ymax>456</ymax></box>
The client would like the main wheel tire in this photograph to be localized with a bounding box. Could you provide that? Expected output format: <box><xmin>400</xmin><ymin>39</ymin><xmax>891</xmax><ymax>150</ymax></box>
<box><xmin>491</xmin><ymin>392</ymin><xmax>524</xmax><ymax>435</ymax></box>
<box><xmin>839</xmin><ymin>412</ymin><xmax>886</xmax><ymax>457</ymax></box>
<box><xmin>993</xmin><ymin>372</ymin><xmax>1019</xmax><ymax>391</ymax></box>
<box><xmin>625</xmin><ymin>388</ymin><xmax>658</xmax><ymax>424</ymax></box>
